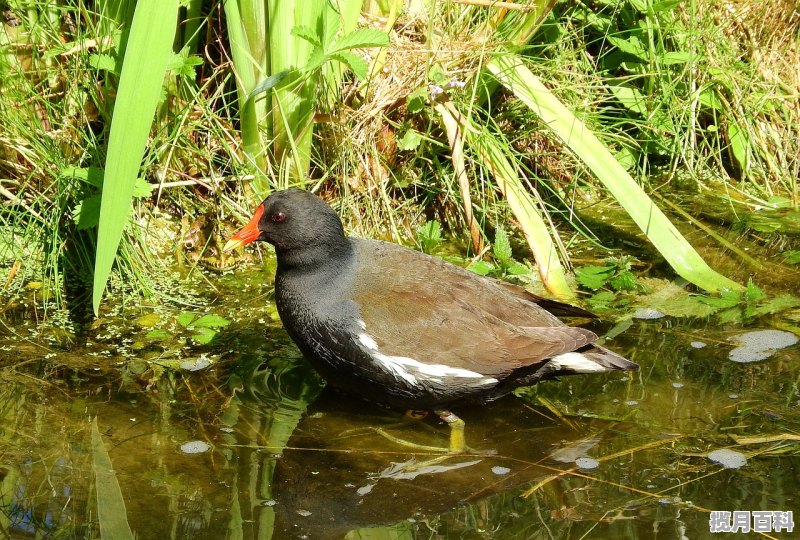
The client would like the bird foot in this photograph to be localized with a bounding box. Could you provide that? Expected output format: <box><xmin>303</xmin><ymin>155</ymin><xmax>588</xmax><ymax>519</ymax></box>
<box><xmin>339</xmin><ymin>410</ymin><xmax>494</xmax><ymax>455</ymax></box>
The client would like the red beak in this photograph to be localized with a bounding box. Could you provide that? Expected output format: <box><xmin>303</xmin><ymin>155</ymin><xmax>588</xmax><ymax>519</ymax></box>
<box><xmin>223</xmin><ymin>204</ymin><xmax>264</xmax><ymax>252</ymax></box>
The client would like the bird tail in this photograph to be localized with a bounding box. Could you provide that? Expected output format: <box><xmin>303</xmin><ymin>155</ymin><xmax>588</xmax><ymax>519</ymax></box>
<box><xmin>546</xmin><ymin>345</ymin><xmax>637</xmax><ymax>375</ymax></box>
<box><xmin>581</xmin><ymin>345</ymin><xmax>638</xmax><ymax>371</ymax></box>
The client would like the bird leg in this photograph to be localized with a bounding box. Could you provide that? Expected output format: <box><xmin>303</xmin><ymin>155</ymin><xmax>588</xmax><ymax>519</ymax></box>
<box><xmin>340</xmin><ymin>409</ymin><xmax>470</xmax><ymax>454</ymax></box>
<box><xmin>433</xmin><ymin>409</ymin><xmax>466</xmax><ymax>454</ymax></box>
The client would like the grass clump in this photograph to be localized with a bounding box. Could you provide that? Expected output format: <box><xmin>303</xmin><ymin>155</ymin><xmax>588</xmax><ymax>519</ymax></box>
<box><xmin>0</xmin><ymin>0</ymin><xmax>798</xmax><ymax>318</ymax></box>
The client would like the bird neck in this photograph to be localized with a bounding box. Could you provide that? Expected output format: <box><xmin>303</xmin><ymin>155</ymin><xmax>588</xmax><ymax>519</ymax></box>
<box><xmin>275</xmin><ymin>236</ymin><xmax>352</xmax><ymax>274</ymax></box>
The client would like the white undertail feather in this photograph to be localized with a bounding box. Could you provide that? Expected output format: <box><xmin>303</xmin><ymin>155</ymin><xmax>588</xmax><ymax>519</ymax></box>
<box><xmin>548</xmin><ymin>352</ymin><xmax>610</xmax><ymax>373</ymax></box>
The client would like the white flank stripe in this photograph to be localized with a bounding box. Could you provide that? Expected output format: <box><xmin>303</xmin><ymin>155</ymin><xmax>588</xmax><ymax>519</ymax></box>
<box><xmin>356</xmin><ymin>332</ymin><xmax>499</xmax><ymax>386</ymax></box>
<box><xmin>549</xmin><ymin>352</ymin><xmax>606</xmax><ymax>373</ymax></box>
<box><xmin>358</xmin><ymin>333</ymin><xmax>379</xmax><ymax>350</ymax></box>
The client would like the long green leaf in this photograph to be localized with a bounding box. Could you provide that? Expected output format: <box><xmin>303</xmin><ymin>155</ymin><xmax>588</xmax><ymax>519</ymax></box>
<box><xmin>487</xmin><ymin>54</ymin><xmax>741</xmax><ymax>293</ymax></box>
<box><xmin>92</xmin><ymin>0</ymin><xmax>179</xmax><ymax>314</ymax></box>
<box><xmin>223</xmin><ymin>0</ymin><xmax>269</xmax><ymax>191</ymax></box>
<box><xmin>269</xmin><ymin>0</ymin><xmax>328</xmax><ymax>179</ymax></box>
<box><xmin>91</xmin><ymin>418</ymin><xmax>134</xmax><ymax>540</ymax></box>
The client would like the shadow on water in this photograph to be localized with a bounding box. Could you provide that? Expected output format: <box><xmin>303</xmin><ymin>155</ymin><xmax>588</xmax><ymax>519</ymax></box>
<box><xmin>0</xmin><ymin>266</ymin><xmax>798</xmax><ymax>539</ymax></box>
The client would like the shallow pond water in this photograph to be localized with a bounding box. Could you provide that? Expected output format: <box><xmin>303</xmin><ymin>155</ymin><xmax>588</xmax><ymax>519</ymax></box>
<box><xmin>1</xmin><ymin>264</ymin><xmax>799</xmax><ymax>540</ymax></box>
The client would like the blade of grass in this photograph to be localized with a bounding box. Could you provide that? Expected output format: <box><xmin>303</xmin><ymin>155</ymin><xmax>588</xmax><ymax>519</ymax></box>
<box><xmin>434</xmin><ymin>102</ymin><xmax>485</xmax><ymax>253</ymax></box>
<box><xmin>92</xmin><ymin>0</ymin><xmax>179</xmax><ymax>314</ymax></box>
<box><xmin>487</xmin><ymin>54</ymin><xmax>742</xmax><ymax>293</ymax></box>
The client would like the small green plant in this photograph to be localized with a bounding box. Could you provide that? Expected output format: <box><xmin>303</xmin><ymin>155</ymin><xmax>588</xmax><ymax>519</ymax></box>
<box><xmin>575</xmin><ymin>257</ymin><xmax>641</xmax><ymax>292</ymax></box>
<box><xmin>416</xmin><ymin>220</ymin><xmax>442</xmax><ymax>254</ymax></box>
<box><xmin>175</xmin><ymin>312</ymin><xmax>231</xmax><ymax>345</ymax></box>
<box><xmin>693</xmin><ymin>279</ymin><xmax>800</xmax><ymax>324</ymax></box>
<box><xmin>66</xmin><ymin>168</ymin><xmax>153</xmax><ymax>230</ymax></box>
<box><xmin>783</xmin><ymin>250</ymin><xmax>800</xmax><ymax>265</ymax></box>
<box><xmin>468</xmin><ymin>226</ymin><xmax>531</xmax><ymax>279</ymax></box>
<box><xmin>291</xmin><ymin>21</ymin><xmax>388</xmax><ymax>81</ymax></box>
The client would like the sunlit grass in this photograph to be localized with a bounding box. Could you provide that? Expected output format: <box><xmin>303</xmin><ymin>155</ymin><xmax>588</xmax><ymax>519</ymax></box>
<box><xmin>0</xmin><ymin>0</ymin><xmax>797</xmax><ymax>314</ymax></box>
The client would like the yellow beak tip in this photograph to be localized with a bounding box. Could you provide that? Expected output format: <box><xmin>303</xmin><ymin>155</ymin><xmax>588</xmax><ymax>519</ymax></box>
<box><xmin>222</xmin><ymin>239</ymin><xmax>244</xmax><ymax>253</ymax></box>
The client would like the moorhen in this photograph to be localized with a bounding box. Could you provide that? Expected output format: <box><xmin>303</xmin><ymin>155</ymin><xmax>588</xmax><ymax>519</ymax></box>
<box><xmin>224</xmin><ymin>189</ymin><xmax>637</xmax><ymax>452</ymax></box>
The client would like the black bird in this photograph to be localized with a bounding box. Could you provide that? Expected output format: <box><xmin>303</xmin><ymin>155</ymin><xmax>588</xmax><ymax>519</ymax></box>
<box><xmin>224</xmin><ymin>189</ymin><xmax>637</xmax><ymax>452</ymax></box>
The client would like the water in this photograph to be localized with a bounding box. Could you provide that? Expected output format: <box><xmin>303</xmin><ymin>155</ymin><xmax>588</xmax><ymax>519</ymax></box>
<box><xmin>0</xmin><ymin>266</ymin><xmax>798</xmax><ymax>539</ymax></box>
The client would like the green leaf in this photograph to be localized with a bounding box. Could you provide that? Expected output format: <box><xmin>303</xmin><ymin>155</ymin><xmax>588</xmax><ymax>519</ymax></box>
<box><xmin>416</xmin><ymin>220</ymin><xmax>442</xmax><ymax>253</ymax></box>
<box><xmin>699</xmin><ymin>88</ymin><xmax>723</xmax><ymax>111</ymax></box>
<box><xmin>587</xmin><ymin>290</ymin><xmax>616</xmax><ymax>309</ymax></box>
<box><xmin>783</xmin><ymin>250</ymin><xmax>800</xmax><ymax>265</ymax></box>
<box><xmin>145</xmin><ymin>328</ymin><xmax>171</xmax><ymax>340</ymax></box>
<box><xmin>397</xmin><ymin>129</ymin><xmax>423</xmax><ymax>151</ymax></box>
<box><xmin>607</xmin><ymin>35</ymin><xmax>648</xmax><ymax>60</ymax></box>
<box><xmin>407</xmin><ymin>87</ymin><xmax>428</xmax><ymax>114</ymax></box>
<box><xmin>249</xmin><ymin>70</ymin><xmax>290</xmax><ymax>99</ymax></box>
<box><xmin>468</xmin><ymin>260</ymin><xmax>495</xmax><ymax>276</ymax></box>
<box><xmin>73</xmin><ymin>195</ymin><xmax>101</xmax><ymax>230</ymax></box>
<box><xmin>60</xmin><ymin>166</ymin><xmax>104</xmax><ymax>187</ymax></box>
<box><xmin>493</xmin><ymin>227</ymin><xmax>513</xmax><ymax>265</ymax></box>
<box><xmin>615</xmin><ymin>146</ymin><xmax>637</xmax><ymax>170</ymax></box>
<box><xmin>584</xmin><ymin>11</ymin><xmax>612</xmax><ymax>32</ymax></box>
<box><xmin>330</xmin><ymin>51</ymin><xmax>368</xmax><ymax>80</ymax></box>
<box><xmin>661</xmin><ymin>51</ymin><xmax>697</xmax><ymax>65</ymax></box>
<box><xmin>507</xmin><ymin>261</ymin><xmax>531</xmax><ymax>276</ymax></box>
<box><xmin>91</xmin><ymin>419</ymin><xmax>135</xmax><ymax>540</ymax></box>
<box><xmin>190</xmin><ymin>314</ymin><xmax>231</xmax><ymax>329</ymax></box>
<box><xmin>744</xmin><ymin>279</ymin><xmax>766</xmax><ymax>303</ymax></box>
<box><xmin>291</xmin><ymin>25</ymin><xmax>322</xmax><ymax>47</ymax></box>
<box><xmin>751</xmin><ymin>294</ymin><xmax>800</xmax><ymax>316</ymax></box>
<box><xmin>728</xmin><ymin>120</ymin><xmax>750</xmax><ymax>170</ymax></box>
<box><xmin>93</xmin><ymin>0</ymin><xmax>180</xmax><ymax>314</ymax></box>
<box><xmin>627</xmin><ymin>0</ymin><xmax>650</xmax><ymax>12</ymax></box>
<box><xmin>633</xmin><ymin>278</ymin><xmax>712</xmax><ymax>318</ymax></box>
<box><xmin>610</xmin><ymin>271</ymin><xmax>638</xmax><ymax>291</ymax></box>
<box><xmin>177</xmin><ymin>312</ymin><xmax>230</xmax><ymax>339</ymax></box>
<box><xmin>608</xmin><ymin>83</ymin><xmax>648</xmax><ymax>115</ymax></box>
<box><xmin>305</xmin><ymin>46</ymin><xmax>326</xmax><ymax>72</ymax></box>
<box><xmin>695</xmin><ymin>288</ymin><xmax>742</xmax><ymax>308</ymax></box>
<box><xmin>765</xmin><ymin>196</ymin><xmax>793</xmax><ymax>209</ymax></box>
<box><xmin>167</xmin><ymin>50</ymin><xmax>203</xmax><ymax>79</ymax></box>
<box><xmin>428</xmin><ymin>65</ymin><xmax>448</xmax><ymax>85</ymax></box>
<box><xmin>132</xmin><ymin>178</ymin><xmax>153</xmax><ymax>198</ymax></box>
<box><xmin>89</xmin><ymin>53</ymin><xmax>117</xmax><ymax>72</ymax></box>
<box><xmin>192</xmin><ymin>327</ymin><xmax>218</xmax><ymax>345</ymax></box>
<box><xmin>176</xmin><ymin>311</ymin><xmax>197</xmax><ymax>328</ymax></box>
<box><xmin>329</xmin><ymin>28</ymin><xmax>389</xmax><ymax>54</ymax></box>
<box><xmin>575</xmin><ymin>265</ymin><xmax>614</xmax><ymax>290</ymax></box>
<box><xmin>717</xmin><ymin>307</ymin><xmax>743</xmax><ymax>324</ymax></box>
<box><xmin>321</xmin><ymin>7</ymin><xmax>341</xmax><ymax>48</ymax></box>
<box><xmin>652</xmin><ymin>0</ymin><xmax>682</xmax><ymax>12</ymax></box>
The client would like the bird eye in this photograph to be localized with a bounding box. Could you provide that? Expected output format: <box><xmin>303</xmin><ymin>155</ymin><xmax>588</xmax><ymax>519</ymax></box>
<box><xmin>271</xmin><ymin>211</ymin><xmax>286</xmax><ymax>223</ymax></box>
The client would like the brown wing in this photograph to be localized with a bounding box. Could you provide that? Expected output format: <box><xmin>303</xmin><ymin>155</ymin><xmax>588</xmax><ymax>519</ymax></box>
<box><xmin>351</xmin><ymin>240</ymin><xmax>597</xmax><ymax>377</ymax></box>
<box><xmin>493</xmin><ymin>280</ymin><xmax>597</xmax><ymax>318</ymax></box>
